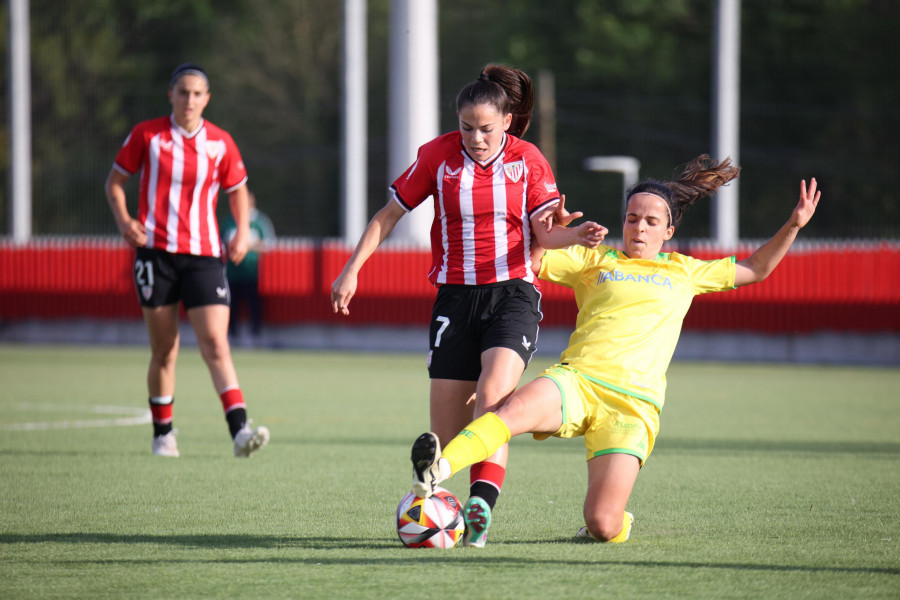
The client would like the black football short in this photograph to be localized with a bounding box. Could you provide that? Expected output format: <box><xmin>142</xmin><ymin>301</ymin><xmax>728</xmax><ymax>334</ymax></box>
<box><xmin>427</xmin><ymin>279</ymin><xmax>541</xmax><ymax>381</ymax></box>
<box><xmin>133</xmin><ymin>247</ymin><xmax>230</xmax><ymax>309</ymax></box>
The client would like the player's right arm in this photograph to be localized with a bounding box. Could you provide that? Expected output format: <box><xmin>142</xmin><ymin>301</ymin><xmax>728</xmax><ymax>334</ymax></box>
<box><xmin>104</xmin><ymin>168</ymin><xmax>147</xmax><ymax>248</ymax></box>
<box><xmin>533</xmin><ymin>216</ymin><xmax>607</xmax><ymax>251</ymax></box>
<box><xmin>331</xmin><ymin>199</ymin><xmax>407</xmax><ymax>315</ymax></box>
<box><xmin>532</xmin><ymin>194</ymin><xmax>607</xmax><ymax>252</ymax></box>
<box><xmin>534</xmin><ymin>194</ymin><xmax>582</xmax><ymax>232</ymax></box>
<box><xmin>734</xmin><ymin>178</ymin><xmax>820</xmax><ymax>287</ymax></box>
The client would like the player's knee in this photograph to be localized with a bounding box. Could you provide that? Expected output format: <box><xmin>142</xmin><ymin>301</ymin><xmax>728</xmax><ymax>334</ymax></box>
<box><xmin>473</xmin><ymin>390</ymin><xmax>501</xmax><ymax>413</ymax></box>
<box><xmin>583</xmin><ymin>512</ymin><xmax>623</xmax><ymax>542</ymax></box>
<box><xmin>197</xmin><ymin>335</ymin><xmax>230</xmax><ymax>363</ymax></box>
<box><xmin>149</xmin><ymin>339</ymin><xmax>178</xmax><ymax>366</ymax></box>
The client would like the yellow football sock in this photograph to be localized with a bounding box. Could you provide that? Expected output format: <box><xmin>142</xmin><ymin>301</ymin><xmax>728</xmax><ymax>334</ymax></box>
<box><xmin>607</xmin><ymin>511</ymin><xmax>633</xmax><ymax>544</ymax></box>
<box><xmin>442</xmin><ymin>413</ymin><xmax>511</xmax><ymax>476</ymax></box>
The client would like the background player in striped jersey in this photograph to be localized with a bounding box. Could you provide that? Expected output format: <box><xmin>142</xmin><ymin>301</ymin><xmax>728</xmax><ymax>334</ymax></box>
<box><xmin>331</xmin><ymin>64</ymin><xmax>605</xmax><ymax>546</ymax></box>
<box><xmin>104</xmin><ymin>63</ymin><xmax>269</xmax><ymax>458</ymax></box>
<box><xmin>409</xmin><ymin>156</ymin><xmax>821</xmax><ymax>543</ymax></box>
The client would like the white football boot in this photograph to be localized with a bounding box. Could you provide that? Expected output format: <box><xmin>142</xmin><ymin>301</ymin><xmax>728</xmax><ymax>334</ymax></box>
<box><xmin>410</xmin><ymin>432</ymin><xmax>442</xmax><ymax>498</ymax></box>
<box><xmin>152</xmin><ymin>430</ymin><xmax>179</xmax><ymax>457</ymax></box>
<box><xmin>233</xmin><ymin>421</ymin><xmax>270</xmax><ymax>457</ymax></box>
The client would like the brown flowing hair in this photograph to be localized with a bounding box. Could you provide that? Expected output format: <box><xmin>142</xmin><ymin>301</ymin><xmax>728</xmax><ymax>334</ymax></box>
<box><xmin>626</xmin><ymin>155</ymin><xmax>741</xmax><ymax>227</ymax></box>
<box><xmin>455</xmin><ymin>64</ymin><xmax>535</xmax><ymax>138</ymax></box>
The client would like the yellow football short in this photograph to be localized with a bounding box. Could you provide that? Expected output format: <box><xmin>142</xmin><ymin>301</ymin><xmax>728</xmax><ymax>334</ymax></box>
<box><xmin>534</xmin><ymin>364</ymin><xmax>660</xmax><ymax>464</ymax></box>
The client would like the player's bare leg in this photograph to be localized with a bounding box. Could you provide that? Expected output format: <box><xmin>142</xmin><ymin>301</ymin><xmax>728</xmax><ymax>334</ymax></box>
<box><xmin>411</xmin><ymin>379</ymin><xmax>475</xmax><ymax>498</ymax></box>
<box><xmin>580</xmin><ymin>453</ymin><xmax>640</xmax><ymax>542</ymax></box>
<box><xmin>429</xmin><ymin>379</ymin><xmax>477</xmax><ymax>444</ymax></box>
<box><xmin>474</xmin><ymin>347</ymin><xmax>524</xmax><ymax>467</ymax></box>
<box><xmin>417</xmin><ymin>377</ymin><xmax>563</xmax><ymax>542</ymax></box>
<box><xmin>188</xmin><ymin>304</ymin><xmax>268</xmax><ymax>457</ymax></box>
<box><xmin>459</xmin><ymin>347</ymin><xmax>524</xmax><ymax>546</ymax></box>
<box><xmin>187</xmin><ymin>304</ymin><xmax>238</xmax><ymax>392</ymax></box>
<box><xmin>143</xmin><ymin>304</ymin><xmax>180</xmax><ymax>456</ymax></box>
<box><xmin>144</xmin><ymin>304</ymin><xmax>180</xmax><ymax>397</ymax></box>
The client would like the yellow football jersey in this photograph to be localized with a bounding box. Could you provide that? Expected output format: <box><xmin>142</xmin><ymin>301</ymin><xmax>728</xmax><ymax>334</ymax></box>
<box><xmin>539</xmin><ymin>245</ymin><xmax>736</xmax><ymax>409</ymax></box>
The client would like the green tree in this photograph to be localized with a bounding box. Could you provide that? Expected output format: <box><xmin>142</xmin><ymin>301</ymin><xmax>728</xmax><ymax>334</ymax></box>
<box><xmin>203</xmin><ymin>0</ymin><xmax>344</xmax><ymax>237</ymax></box>
<box><xmin>2</xmin><ymin>0</ymin><xmax>898</xmax><ymax>239</ymax></box>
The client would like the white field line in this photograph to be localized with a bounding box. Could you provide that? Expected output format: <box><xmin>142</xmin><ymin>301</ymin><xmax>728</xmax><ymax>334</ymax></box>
<box><xmin>2</xmin><ymin>403</ymin><xmax>151</xmax><ymax>431</ymax></box>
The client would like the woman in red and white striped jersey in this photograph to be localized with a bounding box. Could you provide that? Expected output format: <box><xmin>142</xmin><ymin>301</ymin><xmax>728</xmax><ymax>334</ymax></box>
<box><xmin>331</xmin><ymin>64</ymin><xmax>605</xmax><ymax>546</ymax></box>
<box><xmin>105</xmin><ymin>63</ymin><xmax>269</xmax><ymax>459</ymax></box>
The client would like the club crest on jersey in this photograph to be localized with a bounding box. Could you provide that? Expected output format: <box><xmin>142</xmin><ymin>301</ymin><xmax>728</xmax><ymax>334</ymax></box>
<box><xmin>141</xmin><ymin>285</ymin><xmax>153</xmax><ymax>301</ymax></box>
<box><xmin>206</xmin><ymin>141</ymin><xmax>223</xmax><ymax>159</ymax></box>
<box><xmin>504</xmin><ymin>160</ymin><xmax>524</xmax><ymax>183</ymax></box>
<box><xmin>159</xmin><ymin>139</ymin><xmax>173</xmax><ymax>153</ymax></box>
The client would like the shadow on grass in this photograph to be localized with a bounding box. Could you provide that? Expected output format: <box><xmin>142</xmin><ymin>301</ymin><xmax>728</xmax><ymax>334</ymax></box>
<box><xmin>0</xmin><ymin>436</ymin><xmax>584</xmax><ymax>457</ymax></box>
<box><xmin>1</xmin><ymin>533</ymin><xmax>898</xmax><ymax>576</ymax></box>
<box><xmin>0</xmin><ymin>533</ymin><xmax>394</xmax><ymax>551</ymax></box>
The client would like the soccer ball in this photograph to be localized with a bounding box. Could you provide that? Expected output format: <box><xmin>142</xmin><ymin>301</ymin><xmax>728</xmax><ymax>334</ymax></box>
<box><xmin>396</xmin><ymin>487</ymin><xmax>465</xmax><ymax>548</ymax></box>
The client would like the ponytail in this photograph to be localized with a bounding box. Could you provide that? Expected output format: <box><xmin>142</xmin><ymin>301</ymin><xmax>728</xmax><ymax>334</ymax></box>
<box><xmin>626</xmin><ymin>155</ymin><xmax>741</xmax><ymax>227</ymax></box>
<box><xmin>456</xmin><ymin>64</ymin><xmax>535</xmax><ymax>138</ymax></box>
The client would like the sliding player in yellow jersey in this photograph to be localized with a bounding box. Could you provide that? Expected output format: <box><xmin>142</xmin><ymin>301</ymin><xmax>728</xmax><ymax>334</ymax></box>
<box><xmin>409</xmin><ymin>154</ymin><xmax>821</xmax><ymax>544</ymax></box>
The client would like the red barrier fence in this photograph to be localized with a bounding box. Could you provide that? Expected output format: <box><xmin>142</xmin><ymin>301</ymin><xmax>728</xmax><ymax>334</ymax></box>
<box><xmin>2</xmin><ymin>239</ymin><xmax>899</xmax><ymax>333</ymax></box>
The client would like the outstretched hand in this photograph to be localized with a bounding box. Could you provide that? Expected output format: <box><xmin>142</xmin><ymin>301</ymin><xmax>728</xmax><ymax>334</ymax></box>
<box><xmin>792</xmin><ymin>178</ymin><xmax>821</xmax><ymax>229</ymax></box>
<box><xmin>733</xmin><ymin>177</ymin><xmax>823</xmax><ymax>288</ymax></box>
<box><xmin>535</xmin><ymin>195</ymin><xmax>583</xmax><ymax>232</ymax></box>
<box><xmin>552</xmin><ymin>195</ymin><xmax>583</xmax><ymax>229</ymax></box>
<box><xmin>575</xmin><ymin>221</ymin><xmax>608</xmax><ymax>248</ymax></box>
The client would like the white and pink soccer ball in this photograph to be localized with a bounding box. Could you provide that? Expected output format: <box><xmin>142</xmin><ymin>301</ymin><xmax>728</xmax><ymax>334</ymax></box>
<box><xmin>396</xmin><ymin>487</ymin><xmax>465</xmax><ymax>548</ymax></box>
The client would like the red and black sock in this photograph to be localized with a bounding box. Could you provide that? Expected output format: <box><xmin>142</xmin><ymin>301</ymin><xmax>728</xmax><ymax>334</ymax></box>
<box><xmin>469</xmin><ymin>461</ymin><xmax>506</xmax><ymax>510</ymax></box>
<box><xmin>149</xmin><ymin>396</ymin><xmax>174</xmax><ymax>437</ymax></box>
<box><xmin>220</xmin><ymin>387</ymin><xmax>247</xmax><ymax>439</ymax></box>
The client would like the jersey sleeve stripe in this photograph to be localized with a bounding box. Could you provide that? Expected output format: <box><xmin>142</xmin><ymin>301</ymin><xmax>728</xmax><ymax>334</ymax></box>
<box><xmin>390</xmin><ymin>187</ymin><xmax>414</xmax><ymax>212</ymax></box>
<box><xmin>223</xmin><ymin>176</ymin><xmax>248</xmax><ymax>194</ymax></box>
<box><xmin>112</xmin><ymin>162</ymin><xmax>136</xmax><ymax>176</ymax></box>
<box><xmin>528</xmin><ymin>197</ymin><xmax>561</xmax><ymax>221</ymax></box>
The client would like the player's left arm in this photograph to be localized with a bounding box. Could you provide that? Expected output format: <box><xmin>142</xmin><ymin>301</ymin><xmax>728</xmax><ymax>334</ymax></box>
<box><xmin>226</xmin><ymin>184</ymin><xmax>251</xmax><ymax>265</ymax></box>
<box><xmin>734</xmin><ymin>178</ymin><xmax>821</xmax><ymax>287</ymax></box>
<box><xmin>531</xmin><ymin>194</ymin><xmax>607</xmax><ymax>251</ymax></box>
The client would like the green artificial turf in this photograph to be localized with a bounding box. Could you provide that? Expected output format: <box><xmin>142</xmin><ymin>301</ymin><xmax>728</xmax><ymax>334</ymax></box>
<box><xmin>0</xmin><ymin>345</ymin><xmax>897</xmax><ymax>599</ymax></box>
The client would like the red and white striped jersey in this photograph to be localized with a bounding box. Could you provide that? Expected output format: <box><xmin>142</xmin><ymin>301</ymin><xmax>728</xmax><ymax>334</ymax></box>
<box><xmin>113</xmin><ymin>115</ymin><xmax>248</xmax><ymax>258</ymax></box>
<box><xmin>391</xmin><ymin>132</ymin><xmax>560</xmax><ymax>286</ymax></box>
